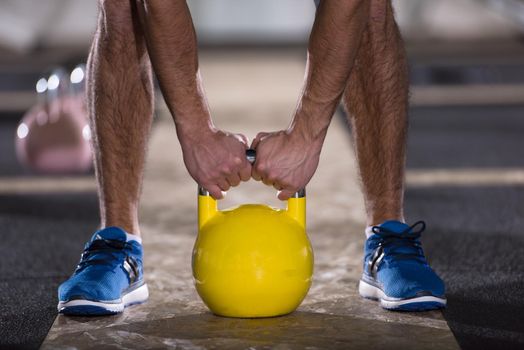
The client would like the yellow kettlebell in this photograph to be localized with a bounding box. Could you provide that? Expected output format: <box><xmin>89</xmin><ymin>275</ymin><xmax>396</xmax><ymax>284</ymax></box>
<box><xmin>192</xmin><ymin>149</ymin><xmax>314</xmax><ymax>318</ymax></box>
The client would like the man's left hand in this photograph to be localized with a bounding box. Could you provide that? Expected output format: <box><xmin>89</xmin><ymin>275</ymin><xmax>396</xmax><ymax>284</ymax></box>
<box><xmin>251</xmin><ymin>129</ymin><xmax>323</xmax><ymax>200</ymax></box>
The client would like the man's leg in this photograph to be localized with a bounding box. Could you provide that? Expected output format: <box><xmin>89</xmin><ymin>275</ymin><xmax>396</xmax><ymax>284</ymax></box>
<box><xmin>344</xmin><ymin>1</ymin><xmax>446</xmax><ymax>311</ymax></box>
<box><xmin>342</xmin><ymin>0</ymin><xmax>408</xmax><ymax>227</ymax></box>
<box><xmin>57</xmin><ymin>0</ymin><xmax>152</xmax><ymax>316</ymax></box>
<box><xmin>87</xmin><ymin>0</ymin><xmax>154</xmax><ymax>235</ymax></box>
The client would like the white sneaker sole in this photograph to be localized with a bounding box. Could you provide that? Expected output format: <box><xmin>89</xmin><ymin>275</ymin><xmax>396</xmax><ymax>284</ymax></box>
<box><xmin>58</xmin><ymin>283</ymin><xmax>149</xmax><ymax>315</ymax></box>
<box><xmin>359</xmin><ymin>279</ymin><xmax>446</xmax><ymax>311</ymax></box>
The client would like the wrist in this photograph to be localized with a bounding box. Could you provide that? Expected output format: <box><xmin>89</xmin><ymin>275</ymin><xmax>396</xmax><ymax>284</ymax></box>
<box><xmin>175</xmin><ymin>113</ymin><xmax>216</xmax><ymax>144</ymax></box>
<box><xmin>171</xmin><ymin>71</ymin><xmax>216</xmax><ymax>137</ymax></box>
<box><xmin>289</xmin><ymin>100</ymin><xmax>333</xmax><ymax>144</ymax></box>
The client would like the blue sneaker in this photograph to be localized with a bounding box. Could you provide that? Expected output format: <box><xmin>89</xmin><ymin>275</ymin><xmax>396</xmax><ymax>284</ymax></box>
<box><xmin>57</xmin><ymin>227</ymin><xmax>148</xmax><ymax>315</ymax></box>
<box><xmin>359</xmin><ymin>220</ymin><xmax>446</xmax><ymax>311</ymax></box>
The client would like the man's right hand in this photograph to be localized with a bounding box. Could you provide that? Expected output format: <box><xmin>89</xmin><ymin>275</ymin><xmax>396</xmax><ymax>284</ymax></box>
<box><xmin>178</xmin><ymin>127</ymin><xmax>251</xmax><ymax>199</ymax></box>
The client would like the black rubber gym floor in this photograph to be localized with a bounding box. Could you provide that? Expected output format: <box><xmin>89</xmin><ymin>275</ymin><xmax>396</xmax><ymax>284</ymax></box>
<box><xmin>0</xmin><ymin>193</ymin><xmax>97</xmax><ymax>349</ymax></box>
<box><xmin>405</xmin><ymin>105</ymin><xmax>524</xmax><ymax>350</ymax></box>
<box><xmin>1</xmin><ymin>105</ymin><xmax>524</xmax><ymax>349</ymax></box>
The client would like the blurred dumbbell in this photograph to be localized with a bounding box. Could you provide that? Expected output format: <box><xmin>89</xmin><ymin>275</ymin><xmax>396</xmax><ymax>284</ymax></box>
<box><xmin>69</xmin><ymin>64</ymin><xmax>91</xmax><ymax>144</ymax></box>
<box><xmin>70</xmin><ymin>64</ymin><xmax>87</xmax><ymax>111</ymax></box>
<box><xmin>15</xmin><ymin>66</ymin><xmax>92</xmax><ymax>174</ymax></box>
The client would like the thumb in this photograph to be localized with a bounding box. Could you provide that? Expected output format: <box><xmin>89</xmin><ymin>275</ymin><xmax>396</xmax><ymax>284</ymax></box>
<box><xmin>251</xmin><ymin>131</ymin><xmax>270</xmax><ymax>149</ymax></box>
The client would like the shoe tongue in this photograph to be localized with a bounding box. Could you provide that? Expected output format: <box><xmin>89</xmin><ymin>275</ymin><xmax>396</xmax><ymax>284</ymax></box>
<box><xmin>379</xmin><ymin>220</ymin><xmax>411</xmax><ymax>235</ymax></box>
<box><xmin>90</xmin><ymin>226</ymin><xmax>128</xmax><ymax>242</ymax></box>
<box><xmin>378</xmin><ymin>221</ymin><xmax>419</xmax><ymax>257</ymax></box>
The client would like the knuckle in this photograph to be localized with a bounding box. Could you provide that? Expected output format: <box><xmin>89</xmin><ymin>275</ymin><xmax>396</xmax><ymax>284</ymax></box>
<box><xmin>204</xmin><ymin>167</ymin><xmax>216</xmax><ymax>176</ymax></box>
<box><xmin>288</xmin><ymin>187</ymin><xmax>299</xmax><ymax>195</ymax></box>
<box><xmin>267</xmin><ymin>171</ymin><xmax>278</xmax><ymax>182</ymax></box>
<box><xmin>220</xmin><ymin>165</ymin><xmax>231</xmax><ymax>175</ymax></box>
<box><xmin>211</xmin><ymin>175</ymin><xmax>224</xmax><ymax>185</ymax></box>
<box><xmin>288</xmin><ymin>186</ymin><xmax>300</xmax><ymax>194</ymax></box>
<box><xmin>255</xmin><ymin>163</ymin><xmax>266</xmax><ymax>173</ymax></box>
<box><xmin>278</xmin><ymin>179</ymin><xmax>298</xmax><ymax>193</ymax></box>
<box><xmin>287</xmin><ymin>180</ymin><xmax>300</xmax><ymax>190</ymax></box>
<box><xmin>199</xmin><ymin>175</ymin><xmax>211</xmax><ymax>185</ymax></box>
<box><xmin>279</xmin><ymin>180</ymin><xmax>292</xmax><ymax>189</ymax></box>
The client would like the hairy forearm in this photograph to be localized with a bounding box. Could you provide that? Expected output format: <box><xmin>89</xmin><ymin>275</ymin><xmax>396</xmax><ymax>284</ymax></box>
<box><xmin>137</xmin><ymin>0</ymin><xmax>211</xmax><ymax>135</ymax></box>
<box><xmin>292</xmin><ymin>0</ymin><xmax>369</xmax><ymax>141</ymax></box>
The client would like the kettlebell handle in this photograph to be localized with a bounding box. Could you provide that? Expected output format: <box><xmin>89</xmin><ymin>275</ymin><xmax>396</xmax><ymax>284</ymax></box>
<box><xmin>198</xmin><ymin>149</ymin><xmax>306</xmax><ymax>198</ymax></box>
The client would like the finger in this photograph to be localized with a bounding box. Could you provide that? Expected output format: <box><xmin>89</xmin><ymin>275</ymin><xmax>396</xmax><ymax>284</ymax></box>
<box><xmin>227</xmin><ymin>173</ymin><xmax>241</xmax><ymax>187</ymax></box>
<box><xmin>250</xmin><ymin>138</ymin><xmax>260</xmax><ymax>150</ymax></box>
<box><xmin>233</xmin><ymin>154</ymin><xmax>251</xmax><ymax>182</ymax></box>
<box><xmin>217</xmin><ymin>179</ymin><xmax>230</xmax><ymax>192</ymax></box>
<box><xmin>272</xmin><ymin>182</ymin><xmax>283</xmax><ymax>191</ymax></box>
<box><xmin>239</xmin><ymin>164</ymin><xmax>251</xmax><ymax>182</ymax></box>
<box><xmin>262</xmin><ymin>175</ymin><xmax>274</xmax><ymax>187</ymax></box>
<box><xmin>251</xmin><ymin>132</ymin><xmax>270</xmax><ymax>149</ymax></box>
<box><xmin>277</xmin><ymin>189</ymin><xmax>295</xmax><ymax>201</ymax></box>
<box><xmin>205</xmin><ymin>184</ymin><xmax>224</xmax><ymax>200</ymax></box>
<box><xmin>251</xmin><ymin>162</ymin><xmax>266</xmax><ymax>181</ymax></box>
<box><xmin>251</xmin><ymin>162</ymin><xmax>265</xmax><ymax>181</ymax></box>
<box><xmin>252</xmin><ymin>168</ymin><xmax>262</xmax><ymax>181</ymax></box>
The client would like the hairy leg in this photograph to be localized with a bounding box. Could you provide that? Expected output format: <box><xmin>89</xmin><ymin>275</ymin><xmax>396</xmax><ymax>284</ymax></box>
<box><xmin>87</xmin><ymin>0</ymin><xmax>154</xmax><ymax>235</ymax></box>
<box><xmin>342</xmin><ymin>0</ymin><xmax>409</xmax><ymax>226</ymax></box>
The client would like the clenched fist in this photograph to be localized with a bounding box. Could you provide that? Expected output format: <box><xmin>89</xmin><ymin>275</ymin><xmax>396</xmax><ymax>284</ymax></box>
<box><xmin>251</xmin><ymin>129</ymin><xmax>324</xmax><ymax>200</ymax></box>
<box><xmin>179</xmin><ymin>127</ymin><xmax>251</xmax><ymax>199</ymax></box>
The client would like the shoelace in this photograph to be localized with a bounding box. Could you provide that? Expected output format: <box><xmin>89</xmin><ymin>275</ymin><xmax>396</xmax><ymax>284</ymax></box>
<box><xmin>371</xmin><ymin>221</ymin><xmax>427</xmax><ymax>264</ymax></box>
<box><xmin>76</xmin><ymin>239</ymin><xmax>130</xmax><ymax>271</ymax></box>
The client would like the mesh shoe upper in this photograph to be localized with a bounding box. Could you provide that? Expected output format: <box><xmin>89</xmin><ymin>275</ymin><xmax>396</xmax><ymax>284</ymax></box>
<box><xmin>363</xmin><ymin>220</ymin><xmax>445</xmax><ymax>299</ymax></box>
<box><xmin>58</xmin><ymin>227</ymin><xmax>144</xmax><ymax>302</ymax></box>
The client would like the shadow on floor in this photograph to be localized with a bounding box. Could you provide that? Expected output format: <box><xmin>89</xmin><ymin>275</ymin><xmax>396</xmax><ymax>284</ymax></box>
<box><xmin>46</xmin><ymin>311</ymin><xmax>457</xmax><ymax>350</ymax></box>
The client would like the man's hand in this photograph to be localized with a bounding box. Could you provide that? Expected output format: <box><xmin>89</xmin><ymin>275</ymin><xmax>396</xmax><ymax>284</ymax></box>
<box><xmin>251</xmin><ymin>129</ymin><xmax>323</xmax><ymax>200</ymax></box>
<box><xmin>179</xmin><ymin>128</ymin><xmax>251</xmax><ymax>199</ymax></box>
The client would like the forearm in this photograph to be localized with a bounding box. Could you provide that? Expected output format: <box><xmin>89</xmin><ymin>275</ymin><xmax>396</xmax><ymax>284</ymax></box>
<box><xmin>292</xmin><ymin>0</ymin><xmax>369</xmax><ymax>141</ymax></box>
<box><xmin>137</xmin><ymin>0</ymin><xmax>211</xmax><ymax>136</ymax></box>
